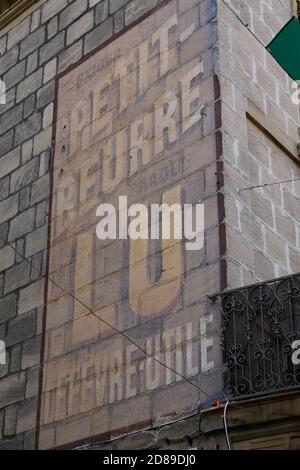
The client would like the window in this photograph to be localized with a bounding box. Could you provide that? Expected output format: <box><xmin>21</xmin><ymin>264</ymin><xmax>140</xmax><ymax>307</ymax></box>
<box><xmin>0</xmin><ymin>0</ymin><xmax>38</xmax><ymax>29</ymax></box>
<box><xmin>0</xmin><ymin>0</ymin><xmax>20</xmax><ymax>16</ymax></box>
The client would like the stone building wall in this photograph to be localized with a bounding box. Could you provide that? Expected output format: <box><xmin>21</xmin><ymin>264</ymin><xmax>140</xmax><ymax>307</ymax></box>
<box><xmin>218</xmin><ymin>0</ymin><xmax>300</xmax><ymax>288</ymax></box>
<box><xmin>0</xmin><ymin>0</ymin><xmax>299</xmax><ymax>450</ymax></box>
<box><xmin>0</xmin><ymin>0</ymin><xmax>223</xmax><ymax>449</ymax></box>
<box><xmin>0</xmin><ymin>0</ymin><xmax>176</xmax><ymax>450</ymax></box>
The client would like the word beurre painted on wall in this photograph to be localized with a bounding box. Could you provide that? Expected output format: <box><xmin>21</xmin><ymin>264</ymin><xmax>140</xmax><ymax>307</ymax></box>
<box><xmin>39</xmin><ymin>0</ymin><xmax>220</xmax><ymax>448</ymax></box>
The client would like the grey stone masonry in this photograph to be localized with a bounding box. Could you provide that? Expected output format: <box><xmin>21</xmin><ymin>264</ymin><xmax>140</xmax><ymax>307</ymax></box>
<box><xmin>96</xmin><ymin>1</ymin><xmax>109</xmax><ymax>23</ymax></box>
<box><xmin>125</xmin><ymin>0</ymin><xmax>158</xmax><ymax>25</ymax></box>
<box><xmin>59</xmin><ymin>0</ymin><xmax>88</xmax><ymax>30</ymax></box>
<box><xmin>84</xmin><ymin>17</ymin><xmax>113</xmax><ymax>54</ymax></box>
<box><xmin>0</xmin><ymin>47</ymin><xmax>18</xmax><ymax>75</ymax></box>
<box><xmin>0</xmin><ymin>373</ymin><xmax>26</xmax><ymax>409</ymax></box>
<box><xmin>0</xmin><ymin>294</ymin><xmax>17</xmax><ymax>324</ymax></box>
<box><xmin>16</xmin><ymin>69</ymin><xmax>43</xmax><ymax>103</ymax></box>
<box><xmin>10</xmin><ymin>159</ymin><xmax>39</xmax><ymax>194</ymax></box>
<box><xmin>8</xmin><ymin>207</ymin><xmax>36</xmax><ymax>241</ymax></box>
<box><xmin>0</xmin><ymin>131</ymin><xmax>13</xmax><ymax>158</ymax></box>
<box><xmin>66</xmin><ymin>11</ymin><xmax>94</xmax><ymax>45</ymax></box>
<box><xmin>14</xmin><ymin>113</ymin><xmax>42</xmax><ymax>147</ymax></box>
<box><xmin>0</xmin><ymin>103</ymin><xmax>23</xmax><ymax>135</ymax></box>
<box><xmin>39</xmin><ymin>31</ymin><xmax>65</xmax><ymax>65</ymax></box>
<box><xmin>4</xmin><ymin>62</ymin><xmax>26</xmax><ymax>90</ymax></box>
<box><xmin>0</xmin><ymin>0</ymin><xmax>168</xmax><ymax>449</ymax></box>
<box><xmin>0</xmin><ymin>148</ymin><xmax>20</xmax><ymax>180</ymax></box>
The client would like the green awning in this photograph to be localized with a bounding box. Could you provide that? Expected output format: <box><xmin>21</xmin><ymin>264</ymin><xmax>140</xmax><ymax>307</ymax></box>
<box><xmin>267</xmin><ymin>17</ymin><xmax>300</xmax><ymax>81</ymax></box>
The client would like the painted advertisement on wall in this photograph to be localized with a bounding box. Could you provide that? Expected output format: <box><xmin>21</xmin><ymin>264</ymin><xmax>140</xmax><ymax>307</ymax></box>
<box><xmin>38</xmin><ymin>0</ymin><xmax>222</xmax><ymax>448</ymax></box>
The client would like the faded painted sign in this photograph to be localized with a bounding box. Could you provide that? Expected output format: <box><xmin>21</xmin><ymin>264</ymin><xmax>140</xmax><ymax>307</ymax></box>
<box><xmin>39</xmin><ymin>0</ymin><xmax>221</xmax><ymax>448</ymax></box>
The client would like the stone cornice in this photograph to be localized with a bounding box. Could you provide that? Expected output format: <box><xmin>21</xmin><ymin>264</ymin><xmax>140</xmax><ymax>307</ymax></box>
<box><xmin>0</xmin><ymin>0</ymin><xmax>38</xmax><ymax>30</ymax></box>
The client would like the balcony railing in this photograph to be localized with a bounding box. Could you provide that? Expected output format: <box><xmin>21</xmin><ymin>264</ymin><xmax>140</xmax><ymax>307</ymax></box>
<box><xmin>220</xmin><ymin>273</ymin><xmax>300</xmax><ymax>399</ymax></box>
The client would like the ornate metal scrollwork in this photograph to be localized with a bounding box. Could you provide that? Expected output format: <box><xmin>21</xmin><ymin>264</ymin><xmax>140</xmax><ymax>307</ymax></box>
<box><xmin>221</xmin><ymin>273</ymin><xmax>300</xmax><ymax>398</ymax></box>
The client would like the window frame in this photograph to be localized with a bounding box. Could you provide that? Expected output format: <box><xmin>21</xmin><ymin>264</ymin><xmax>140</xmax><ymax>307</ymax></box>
<box><xmin>0</xmin><ymin>0</ymin><xmax>38</xmax><ymax>30</ymax></box>
<box><xmin>293</xmin><ymin>0</ymin><xmax>300</xmax><ymax>19</ymax></box>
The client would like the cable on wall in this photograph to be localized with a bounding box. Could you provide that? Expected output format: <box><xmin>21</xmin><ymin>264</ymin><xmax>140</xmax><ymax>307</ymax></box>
<box><xmin>0</xmin><ymin>234</ymin><xmax>217</xmax><ymax>402</ymax></box>
<box><xmin>223</xmin><ymin>400</ymin><xmax>232</xmax><ymax>450</ymax></box>
<box><xmin>237</xmin><ymin>176</ymin><xmax>300</xmax><ymax>192</ymax></box>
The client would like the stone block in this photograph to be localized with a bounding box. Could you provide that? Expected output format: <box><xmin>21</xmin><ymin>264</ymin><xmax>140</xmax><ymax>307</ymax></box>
<box><xmin>114</xmin><ymin>8</ymin><xmax>124</xmax><ymax>33</ymax></box>
<box><xmin>7</xmin><ymin>17</ymin><xmax>30</xmax><ymax>49</ymax></box>
<box><xmin>0</xmin><ymin>373</ymin><xmax>26</xmax><ymax>408</ymax></box>
<box><xmin>43</xmin><ymin>58</ymin><xmax>57</xmax><ymax>84</ymax></box>
<box><xmin>20</xmin><ymin>187</ymin><xmax>31</xmax><ymax>211</ymax></box>
<box><xmin>265</xmin><ymin>228</ymin><xmax>287</xmax><ymax>267</ymax></box>
<box><xmin>110</xmin><ymin>0</ymin><xmax>124</xmax><ymax>14</ymax></box>
<box><xmin>0</xmin><ymin>194</ymin><xmax>18</xmax><ymax>224</ymax></box>
<box><xmin>15</xmin><ymin>113</ymin><xmax>42</xmax><ymax>147</ymax></box>
<box><xmin>33</xmin><ymin>127</ymin><xmax>52</xmax><ymax>155</ymax></box>
<box><xmin>0</xmin><ymin>293</ymin><xmax>17</xmax><ymax>324</ymax></box>
<box><xmin>0</xmin><ymin>176</ymin><xmax>9</xmax><ymax>202</ymax></box>
<box><xmin>35</xmin><ymin>201</ymin><xmax>48</xmax><ymax>227</ymax></box>
<box><xmin>111</xmin><ymin>394</ymin><xmax>151</xmax><ymax>435</ymax></box>
<box><xmin>3</xmin><ymin>61</ymin><xmax>26</xmax><ymax>90</ymax></box>
<box><xmin>41</xmin><ymin>0</ymin><xmax>68</xmax><ymax>24</ymax></box>
<box><xmin>0</xmin><ymin>222</ymin><xmax>8</xmax><ymax>249</ymax></box>
<box><xmin>47</xmin><ymin>17</ymin><xmax>58</xmax><ymax>39</ymax></box>
<box><xmin>22</xmin><ymin>139</ymin><xmax>33</xmax><ymax>164</ymax></box>
<box><xmin>16</xmin><ymin>69</ymin><xmax>43</xmax><ymax>103</ymax></box>
<box><xmin>0</xmin><ymin>245</ymin><xmax>15</xmax><ymax>272</ymax></box>
<box><xmin>0</xmin><ymin>47</ymin><xmax>18</xmax><ymax>75</ymax></box>
<box><xmin>26</xmin><ymin>52</ymin><xmax>38</xmax><ymax>76</ymax></box>
<box><xmin>4</xmin><ymin>405</ymin><xmax>18</xmax><ymax>436</ymax></box>
<box><xmin>17</xmin><ymin>397</ymin><xmax>38</xmax><ymax>433</ymax></box>
<box><xmin>10</xmin><ymin>345</ymin><xmax>22</xmax><ymax>373</ymax></box>
<box><xmin>43</xmin><ymin>103</ymin><xmax>53</xmax><ymax>129</ymax></box>
<box><xmin>96</xmin><ymin>0</ymin><xmax>109</xmax><ymax>23</ymax></box>
<box><xmin>10</xmin><ymin>158</ymin><xmax>39</xmax><ymax>194</ymax></box>
<box><xmin>56</xmin><ymin>415</ymin><xmax>91</xmax><ymax>447</ymax></box>
<box><xmin>125</xmin><ymin>0</ymin><xmax>158</xmax><ymax>25</ymax></box>
<box><xmin>0</xmin><ymin>436</ymin><xmax>23</xmax><ymax>450</ymax></box>
<box><xmin>66</xmin><ymin>11</ymin><xmax>94</xmax><ymax>45</ymax></box>
<box><xmin>36</xmin><ymin>81</ymin><xmax>55</xmax><ymax>109</ymax></box>
<box><xmin>24</xmin><ymin>94</ymin><xmax>36</xmax><ymax>118</ymax></box>
<box><xmin>40</xmin><ymin>32</ymin><xmax>65</xmax><ymax>65</ymax></box>
<box><xmin>84</xmin><ymin>17</ymin><xmax>113</xmax><ymax>54</ymax></box>
<box><xmin>6</xmin><ymin>311</ymin><xmax>36</xmax><ymax>346</ymax></box>
<box><xmin>19</xmin><ymin>279</ymin><xmax>45</xmax><ymax>316</ymax></box>
<box><xmin>31</xmin><ymin>9</ymin><xmax>41</xmax><ymax>32</ymax></box>
<box><xmin>0</xmin><ymin>103</ymin><xmax>23</xmax><ymax>135</ymax></box>
<box><xmin>20</xmin><ymin>27</ymin><xmax>45</xmax><ymax>60</ymax></box>
<box><xmin>25</xmin><ymin>366</ymin><xmax>40</xmax><ymax>398</ymax></box>
<box><xmin>22</xmin><ymin>336</ymin><xmax>42</xmax><ymax>369</ymax></box>
<box><xmin>9</xmin><ymin>208</ymin><xmax>36</xmax><ymax>242</ymax></box>
<box><xmin>4</xmin><ymin>261</ymin><xmax>31</xmax><ymax>294</ymax></box>
<box><xmin>31</xmin><ymin>174</ymin><xmax>50</xmax><ymax>205</ymax></box>
<box><xmin>0</xmin><ymin>131</ymin><xmax>13</xmax><ymax>158</ymax></box>
<box><xmin>0</xmin><ymin>147</ymin><xmax>20</xmax><ymax>179</ymax></box>
<box><xmin>59</xmin><ymin>0</ymin><xmax>88</xmax><ymax>30</ymax></box>
<box><xmin>58</xmin><ymin>40</ymin><xmax>82</xmax><ymax>73</ymax></box>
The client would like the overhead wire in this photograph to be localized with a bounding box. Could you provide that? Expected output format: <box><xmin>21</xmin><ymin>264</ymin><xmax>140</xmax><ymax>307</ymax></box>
<box><xmin>238</xmin><ymin>176</ymin><xmax>300</xmax><ymax>192</ymax></box>
<box><xmin>0</xmin><ymin>233</ymin><xmax>217</xmax><ymax>402</ymax></box>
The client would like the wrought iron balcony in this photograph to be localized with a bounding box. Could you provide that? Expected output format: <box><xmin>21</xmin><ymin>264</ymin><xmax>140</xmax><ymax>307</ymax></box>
<box><xmin>220</xmin><ymin>273</ymin><xmax>300</xmax><ymax>399</ymax></box>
